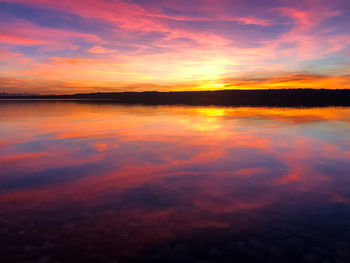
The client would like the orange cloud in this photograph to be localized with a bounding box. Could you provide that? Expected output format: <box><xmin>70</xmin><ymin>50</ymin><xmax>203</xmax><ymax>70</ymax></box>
<box><xmin>222</xmin><ymin>73</ymin><xmax>350</xmax><ymax>90</ymax></box>
<box><xmin>88</xmin><ymin>46</ymin><xmax>117</xmax><ymax>54</ymax></box>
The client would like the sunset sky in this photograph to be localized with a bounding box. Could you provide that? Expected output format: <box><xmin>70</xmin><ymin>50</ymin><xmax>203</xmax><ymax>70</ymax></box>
<box><xmin>1</xmin><ymin>0</ymin><xmax>350</xmax><ymax>94</ymax></box>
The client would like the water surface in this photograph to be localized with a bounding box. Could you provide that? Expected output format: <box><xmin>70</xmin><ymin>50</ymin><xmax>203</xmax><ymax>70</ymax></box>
<box><xmin>1</xmin><ymin>101</ymin><xmax>350</xmax><ymax>263</ymax></box>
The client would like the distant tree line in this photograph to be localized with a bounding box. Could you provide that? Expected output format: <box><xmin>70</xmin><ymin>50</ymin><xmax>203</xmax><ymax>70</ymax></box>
<box><xmin>2</xmin><ymin>89</ymin><xmax>350</xmax><ymax>107</ymax></box>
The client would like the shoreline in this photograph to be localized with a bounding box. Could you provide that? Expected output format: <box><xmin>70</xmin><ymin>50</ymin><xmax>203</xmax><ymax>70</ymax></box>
<box><xmin>2</xmin><ymin>89</ymin><xmax>350</xmax><ymax>107</ymax></box>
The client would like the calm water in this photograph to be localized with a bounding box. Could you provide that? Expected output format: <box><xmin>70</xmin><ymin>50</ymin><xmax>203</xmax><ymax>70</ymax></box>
<box><xmin>1</xmin><ymin>101</ymin><xmax>350</xmax><ymax>263</ymax></box>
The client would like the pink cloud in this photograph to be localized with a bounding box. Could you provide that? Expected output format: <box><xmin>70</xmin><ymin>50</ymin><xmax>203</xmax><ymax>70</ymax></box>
<box><xmin>234</xmin><ymin>17</ymin><xmax>272</xmax><ymax>26</ymax></box>
<box><xmin>274</xmin><ymin>6</ymin><xmax>342</xmax><ymax>30</ymax></box>
<box><xmin>88</xmin><ymin>46</ymin><xmax>117</xmax><ymax>54</ymax></box>
<box><xmin>0</xmin><ymin>33</ymin><xmax>46</xmax><ymax>45</ymax></box>
<box><xmin>1</xmin><ymin>19</ymin><xmax>102</xmax><ymax>50</ymax></box>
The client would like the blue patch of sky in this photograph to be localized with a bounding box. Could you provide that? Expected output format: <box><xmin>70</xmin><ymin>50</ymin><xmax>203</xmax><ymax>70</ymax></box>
<box><xmin>300</xmin><ymin>56</ymin><xmax>350</xmax><ymax>74</ymax></box>
<box><xmin>0</xmin><ymin>2</ymin><xmax>115</xmax><ymax>34</ymax></box>
<box><xmin>165</xmin><ymin>20</ymin><xmax>289</xmax><ymax>46</ymax></box>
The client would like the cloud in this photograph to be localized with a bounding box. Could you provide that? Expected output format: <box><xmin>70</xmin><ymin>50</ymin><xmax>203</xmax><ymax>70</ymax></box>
<box><xmin>0</xmin><ymin>19</ymin><xmax>103</xmax><ymax>52</ymax></box>
<box><xmin>234</xmin><ymin>17</ymin><xmax>272</xmax><ymax>26</ymax></box>
<box><xmin>88</xmin><ymin>45</ymin><xmax>117</xmax><ymax>54</ymax></box>
<box><xmin>222</xmin><ymin>73</ymin><xmax>350</xmax><ymax>90</ymax></box>
<box><xmin>0</xmin><ymin>33</ymin><xmax>45</xmax><ymax>45</ymax></box>
<box><xmin>273</xmin><ymin>6</ymin><xmax>342</xmax><ymax>30</ymax></box>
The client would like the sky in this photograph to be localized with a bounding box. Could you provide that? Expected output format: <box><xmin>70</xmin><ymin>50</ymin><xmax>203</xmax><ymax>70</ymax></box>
<box><xmin>0</xmin><ymin>0</ymin><xmax>350</xmax><ymax>94</ymax></box>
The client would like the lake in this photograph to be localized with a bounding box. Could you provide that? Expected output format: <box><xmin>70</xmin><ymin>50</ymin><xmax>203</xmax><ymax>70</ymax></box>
<box><xmin>1</xmin><ymin>101</ymin><xmax>350</xmax><ymax>263</ymax></box>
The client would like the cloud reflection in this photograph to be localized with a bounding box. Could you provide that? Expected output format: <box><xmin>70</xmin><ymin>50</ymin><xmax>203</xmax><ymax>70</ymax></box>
<box><xmin>1</xmin><ymin>102</ymin><xmax>350</xmax><ymax>260</ymax></box>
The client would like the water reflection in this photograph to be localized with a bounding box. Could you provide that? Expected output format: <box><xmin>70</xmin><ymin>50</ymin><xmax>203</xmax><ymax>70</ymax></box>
<box><xmin>1</xmin><ymin>101</ymin><xmax>350</xmax><ymax>263</ymax></box>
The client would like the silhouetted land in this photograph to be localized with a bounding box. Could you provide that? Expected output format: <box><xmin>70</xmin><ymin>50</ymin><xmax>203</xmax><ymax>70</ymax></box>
<box><xmin>2</xmin><ymin>89</ymin><xmax>350</xmax><ymax>107</ymax></box>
